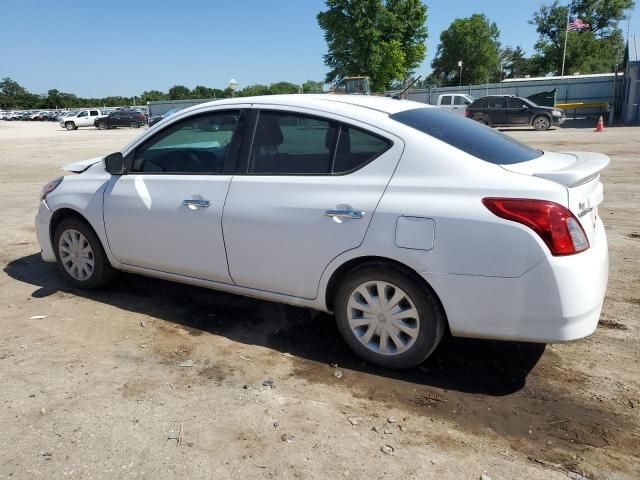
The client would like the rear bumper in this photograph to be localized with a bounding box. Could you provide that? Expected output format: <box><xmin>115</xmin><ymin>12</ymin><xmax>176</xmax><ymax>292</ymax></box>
<box><xmin>424</xmin><ymin>217</ymin><xmax>608</xmax><ymax>343</ymax></box>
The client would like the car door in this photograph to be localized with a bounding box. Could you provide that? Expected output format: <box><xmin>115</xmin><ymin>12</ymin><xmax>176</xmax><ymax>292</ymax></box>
<box><xmin>103</xmin><ymin>107</ymin><xmax>247</xmax><ymax>282</ymax></box>
<box><xmin>222</xmin><ymin>107</ymin><xmax>403</xmax><ymax>299</ymax></box>
<box><xmin>439</xmin><ymin>95</ymin><xmax>453</xmax><ymax>112</ymax></box>
<box><xmin>507</xmin><ymin>98</ymin><xmax>531</xmax><ymax>124</ymax></box>
<box><xmin>452</xmin><ymin>96</ymin><xmax>470</xmax><ymax>116</ymax></box>
<box><xmin>76</xmin><ymin>110</ymin><xmax>91</xmax><ymax>126</ymax></box>
<box><xmin>89</xmin><ymin>109</ymin><xmax>100</xmax><ymax>126</ymax></box>
<box><xmin>487</xmin><ymin>97</ymin><xmax>508</xmax><ymax>124</ymax></box>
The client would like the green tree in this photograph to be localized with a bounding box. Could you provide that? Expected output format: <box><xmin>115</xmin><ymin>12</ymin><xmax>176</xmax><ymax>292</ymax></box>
<box><xmin>168</xmin><ymin>85</ymin><xmax>191</xmax><ymax>100</ymax></box>
<box><xmin>140</xmin><ymin>90</ymin><xmax>168</xmax><ymax>103</ymax></box>
<box><xmin>431</xmin><ymin>14</ymin><xmax>501</xmax><ymax>85</ymax></box>
<box><xmin>268</xmin><ymin>81</ymin><xmax>300</xmax><ymax>94</ymax></box>
<box><xmin>317</xmin><ymin>0</ymin><xmax>428</xmax><ymax>91</ymax></box>
<box><xmin>302</xmin><ymin>80</ymin><xmax>325</xmax><ymax>93</ymax></box>
<box><xmin>239</xmin><ymin>84</ymin><xmax>270</xmax><ymax>96</ymax></box>
<box><xmin>501</xmin><ymin>46</ymin><xmax>536</xmax><ymax>78</ymax></box>
<box><xmin>190</xmin><ymin>85</ymin><xmax>217</xmax><ymax>99</ymax></box>
<box><xmin>530</xmin><ymin>0</ymin><xmax>634</xmax><ymax>75</ymax></box>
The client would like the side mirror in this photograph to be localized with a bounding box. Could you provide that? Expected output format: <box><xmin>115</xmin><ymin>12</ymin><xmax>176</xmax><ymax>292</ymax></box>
<box><xmin>104</xmin><ymin>152</ymin><xmax>125</xmax><ymax>175</ymax></box>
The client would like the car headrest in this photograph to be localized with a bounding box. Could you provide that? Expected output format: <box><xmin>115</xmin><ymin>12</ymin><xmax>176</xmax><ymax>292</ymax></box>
<box><xmin>254</xmin><ymin>114</ymin><xmax>283</xmax><ymax>145</ymax></box>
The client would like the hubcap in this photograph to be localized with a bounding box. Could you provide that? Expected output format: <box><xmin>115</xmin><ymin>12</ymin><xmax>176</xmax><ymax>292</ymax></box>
<box><xmin>535</xmin><ymin>118</ymin><xmax>547</xmax><ymax>129</ymax></box>
<box><xmin>347</xmin><ymin>281</ymin><xmax>420</xmax><ymax>356</ymax></box>
<box><xmin>58</xmin><ymin>229</ymin><xmax>95</xmax><ymax>281</ymax></box>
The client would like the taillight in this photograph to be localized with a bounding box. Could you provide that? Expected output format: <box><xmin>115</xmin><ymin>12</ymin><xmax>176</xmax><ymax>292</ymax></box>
<box><xmin>482</xmin><ymin>198</ymin><xmax>589</xmax><ymax>256</ymax></box>
<box><xmin>464</xmin><ymin>110</ymin><xmax>470</xmax><ymax>117</ymax></box>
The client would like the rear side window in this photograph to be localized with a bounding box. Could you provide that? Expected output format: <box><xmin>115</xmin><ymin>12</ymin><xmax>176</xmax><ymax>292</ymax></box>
<box><xmin>454</xmin><ymin>96</ymin><xmax>468</xmax><ymax>105</ymax></box>
<box><xmin>90</xmin><ymin>110</ymin><xmax>99</xmax><ymax>116</ymax></box>
<box><xmin>390</xmin><ymin>108</ymin><xmax>542</xmax><ymax>165</ymax></box>
<box><xmin>488</xmin><ymin>97</ymin><xmax>507</xmax><ymax>108</ymax></box>
<box><xmin>333</xmin><ymin>126</ymin><xmax>391</xmax><ymax>173</ymax></box>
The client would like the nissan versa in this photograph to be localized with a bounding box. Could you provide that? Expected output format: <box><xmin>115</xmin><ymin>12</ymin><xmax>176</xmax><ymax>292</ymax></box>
<box><xmin>35</xmin><ymin>95</ymin><xmax>609</xmax><ymax>369</ymax></box>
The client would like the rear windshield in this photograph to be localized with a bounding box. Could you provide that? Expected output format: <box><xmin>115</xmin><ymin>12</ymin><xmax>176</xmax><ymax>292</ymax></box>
<box><xmin>390</xmin><ymin>107</ymin><xmax>542</xmax><ymax>165</ymax></box>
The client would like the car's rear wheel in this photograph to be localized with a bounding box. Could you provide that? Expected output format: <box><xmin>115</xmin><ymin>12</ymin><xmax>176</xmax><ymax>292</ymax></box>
<box><xmin>65</xmin><ymin>121</ymin><xmax>77</xmax><ymax>131</ymax></box>
<box><xmin>533</xmin><ymin>115</ymin><xmax>551</xmax><ymax>131</ymax></box>
<box><xmin>473</xmin><ymin>116</ymin><xmax>489</xmax><ymax>126</ymax></box>
<box><xmin>53</xmin><ymin>218</ymin><xmax>116</xmax><ymax>289</ymax></box>
<box><xmin>334</xmin><ymin>263</ymin><xmax>446</xmax><ymax>369</ymax></box>
<box><xmin>129</xmin><ymin>121</ymin><xmax>139</xmax><ymax>128</ymax></box>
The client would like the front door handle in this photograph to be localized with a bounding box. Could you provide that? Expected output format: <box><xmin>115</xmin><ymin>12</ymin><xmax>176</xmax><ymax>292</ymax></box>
<box><xmin>183</xmin><ymin>199</ymin><xmax>210</xmax><ymax>209</ymax></box>
<box><xmin>324</xmin><ymin>209</ymin><xmax>365</xmax><ymax>220</ymax></box>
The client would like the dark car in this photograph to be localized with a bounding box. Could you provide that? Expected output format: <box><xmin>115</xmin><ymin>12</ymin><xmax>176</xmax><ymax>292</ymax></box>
<box><xmin>96</xmin><ymin>110</ymin><xmax>146</xmax><ymax>130</ymax></box>
<box><xmin>148</xmin><ymin>107</ymin><xmax>181</xmax><ymax>127</ymax></box>
<box><xmin>465</xmin><ymin>95</ymin><xmax>565</xmax><ymax>131</ymax></box>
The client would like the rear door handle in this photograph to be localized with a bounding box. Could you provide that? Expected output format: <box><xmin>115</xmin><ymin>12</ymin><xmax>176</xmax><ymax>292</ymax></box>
<box><xmin>324</xmin><ymin>209</ymin><xmax>365</xmax><ymax>220</ymax></box>
<box><xmin>183</xmin><ymin>199</ymin><xmax>210</xmax><ymax>209</ymax></box>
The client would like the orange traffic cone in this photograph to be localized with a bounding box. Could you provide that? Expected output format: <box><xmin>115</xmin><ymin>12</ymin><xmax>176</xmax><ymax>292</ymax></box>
<box><xmin>595</xmin><ymin>115</ymin><xmax>605</xmax><ymax>132</ymax></box>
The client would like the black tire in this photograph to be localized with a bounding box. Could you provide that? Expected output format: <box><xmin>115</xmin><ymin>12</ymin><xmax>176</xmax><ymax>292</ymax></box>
<box><xmin>334</xmin><ymin>262</ymin><xmax>446</xmax><ymax>369</ymax></box>
<box><xmin>97</xmin><ymin>122</ymin><xmax>107</xmax><ymax>130</ymax></box>
<box><xmin>65</xmin><ymin>121</ymin><xmax>77</xmax><ymax>131</ymax></box>
<box><xmin>533</xmin><ymin>115</ymin><xmax>551</xmax><ymax>131</ymax></box>
<box><xmin>473</xmin><ymin>116</ymin><xmax>489</xmax><ymax>126</ymax></box>
<box><xmin>53</xmin><ymin>218</ymin><xmax>116</xmax><ymax>289</ymax></box>
<box><xmin>129</xmin><ymin>121</ymin><xmax>138</xmax><ymax>129</ymax></box>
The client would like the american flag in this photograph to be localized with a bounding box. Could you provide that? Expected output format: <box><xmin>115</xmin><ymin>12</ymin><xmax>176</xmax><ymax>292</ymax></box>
<box><xmin>567</xmin><ymin>16</ymin><xmax>590</xmax><ymax>31</ymax></box>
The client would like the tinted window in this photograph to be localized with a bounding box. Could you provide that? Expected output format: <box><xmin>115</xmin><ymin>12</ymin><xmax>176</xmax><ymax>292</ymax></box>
<box><xmin>508</xmin><ymin>98</ymin><xmax>528</xmax><ymax>109</ymax></box>
<box><xmin>390</xmin><ymin>108</ymin><xmax>542</xmax><ymax>165</ymax></box>
<box><xmin>131</xmin><ymin>110</ymin><xmax>240</xmax><ymax>173</ymax></box>
<box><xmin>77</xmin><ymin>111</ymin><xmax>88</xmax><ymax>117</ymax></box>
<box><xmin>471</xmin><ymin>98</ymin><xmax>489</xmax><ymax>108</ymax></box>
<box><xmin>89</xmin><ymin>110</ymin><xmax>99</xmax><ymax>116</ymax></box>
<box><xmin>249</xmin><ymin>111</ymin><xmax>335</xmax><ymax>174</ymax></box>
<box><xmin>332</xmin><ymin>126</ymin><xmax>391</xmax><ymax>173</ymax></box>
<box><xmin>454</xmin><ymin>96</ymin><xmax>469</xmax><ymax>105</ymax></box>
<box><xmin>440</xmin><ymin>96</ymin><xmax>452</xmax><ymax>105</ymax></box>
<box><xmin>488</xmin><ymin>97</ymin><xmax>507</xmax><ymax>108</ymax></box>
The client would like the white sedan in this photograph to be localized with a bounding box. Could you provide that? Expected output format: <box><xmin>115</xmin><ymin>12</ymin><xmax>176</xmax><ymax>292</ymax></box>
<box><xmin>35</xmin><ymin>95</ymin><xmax>609</xmax><ymax>368</ymax></box>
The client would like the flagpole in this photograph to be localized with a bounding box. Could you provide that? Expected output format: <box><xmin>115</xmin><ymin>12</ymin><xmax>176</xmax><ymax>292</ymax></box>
<box><xmin>561</xmin><ymin>7</ymin><xmax>570</xmax><ymax>77</ymax></box>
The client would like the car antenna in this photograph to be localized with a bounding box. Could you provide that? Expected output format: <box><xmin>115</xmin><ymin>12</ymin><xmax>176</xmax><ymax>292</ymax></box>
<box><xmin>392</xmin><ymin>76</ymin><xmax>422</xmax><ymax>100</ymax></box>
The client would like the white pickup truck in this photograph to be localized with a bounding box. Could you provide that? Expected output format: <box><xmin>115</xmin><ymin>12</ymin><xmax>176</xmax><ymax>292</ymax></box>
<box><xmin>435</xmin><ymin>94</ymin><xmax>474</xmax><ymax>116</ymax></box>
<box><xmin>59</xmin><ymin>109</ymin><xmax>106</xmax><ymax>130</ymax></box>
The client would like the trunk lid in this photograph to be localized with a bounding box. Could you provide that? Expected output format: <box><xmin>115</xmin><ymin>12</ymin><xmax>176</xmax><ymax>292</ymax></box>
<box><xmin>501</xmin><ymin>151</ymin><xmax>609</xmax><ymax>243</ymax></box>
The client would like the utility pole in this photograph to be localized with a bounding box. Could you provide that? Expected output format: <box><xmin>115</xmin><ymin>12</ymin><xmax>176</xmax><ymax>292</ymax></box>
<box><xmin>458</xmin><ymin>60</ymin><xmax>463</xmax><ymax>91</ymax></box>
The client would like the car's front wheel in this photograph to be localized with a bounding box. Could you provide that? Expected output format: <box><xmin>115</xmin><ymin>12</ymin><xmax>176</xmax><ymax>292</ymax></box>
<box><xmin>53</xmin><ymin>218</ymin><xmax>116</xmax><ymax>289</ymax></box>
<box><xmin>96</xmin><ymin>122</ymin><xmax>107</xmax><ymax>130</ymax></box>
<box><xmin>129</xmin><ymin>121</ymin><xmax>139</xmax><ymax>129</ymax></box>
<box><xmin>334</xmin><ymin>263</ymin><xmax>446</xmax><ymax>369</ymax></box>
<box><xmin>533</xmin><ymin>115</ymin><xmax>551</xmax><ymax>131</ymax></box>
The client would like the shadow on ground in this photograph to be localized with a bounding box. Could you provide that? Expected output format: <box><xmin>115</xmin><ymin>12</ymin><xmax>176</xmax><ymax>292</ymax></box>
<box><xmin>5</xmin><ymin>253</ymin><xmax>545</xmax><ymax>397</ymax></box>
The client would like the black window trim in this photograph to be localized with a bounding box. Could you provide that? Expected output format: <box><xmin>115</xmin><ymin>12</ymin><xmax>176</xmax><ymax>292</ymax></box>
<box><xmin>123</xmin><ymin>108</ymin><xmax>247</xmax><ymax>176</ymax></box>
<box><xmin>237</xmin><ymin>108</ymin><xmax>393</xmax><ymax>177</ymax></box>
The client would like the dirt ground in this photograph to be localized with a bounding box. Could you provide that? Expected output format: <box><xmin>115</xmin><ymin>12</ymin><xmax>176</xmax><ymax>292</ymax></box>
<box><xmin>0</xmin><ymin>120</ymin><xmax>638</xmax><ymax>480</ymax></box>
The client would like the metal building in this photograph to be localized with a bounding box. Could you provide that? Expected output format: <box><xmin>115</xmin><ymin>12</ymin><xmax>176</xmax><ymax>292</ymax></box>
<box><xmin>622</xmin><ymin>35</ymin><xmax>639</xmax><ymax>124</ymax></box>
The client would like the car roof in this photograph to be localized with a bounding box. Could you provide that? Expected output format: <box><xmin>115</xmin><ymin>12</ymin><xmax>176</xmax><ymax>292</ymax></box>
<box><xmin>189</xmin><ymin>94</ymin><xmax>433</xmax><ymax>117</ymax></box>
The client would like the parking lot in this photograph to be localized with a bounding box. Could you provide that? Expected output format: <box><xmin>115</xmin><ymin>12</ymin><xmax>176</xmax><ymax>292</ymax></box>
<box><xmin>0</xmin><ymin>121</ymin><xmax>638</xmax><ymax>479</ymax></box>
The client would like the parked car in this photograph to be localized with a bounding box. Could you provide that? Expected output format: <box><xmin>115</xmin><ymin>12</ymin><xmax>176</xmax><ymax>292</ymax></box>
<box><xmin>435</xmin><ymin>93</ymin><xmax>474</xmax><ymax>116</ymax></box>
<box><xmin>59</xmin><ymin>109</ymin><xmax>106</xmax><ymax>130</ymax></box>
<box><xmin>148</xmin><ymin>107</ymin><xmax>181</xmax><ymax>127</ymax></box>
<box><xmin>35</xmin><ymin>95</ymin><xmax>608</xmax><ymax>369</ymax></box>
<box><xmin>95</xmin><ymin>110</ymin><xmax>146</xmax><ymax>129</ymax></box>
<box><xmin>466</xmin><ymin>95</ymin><xmax>565</xmax><ymax>130</ymax></box>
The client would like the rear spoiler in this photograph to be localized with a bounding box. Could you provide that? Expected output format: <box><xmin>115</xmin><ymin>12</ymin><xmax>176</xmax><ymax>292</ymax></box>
<box><xmin>533</xmin><ymin>151</ymin><xmax>610</xmax><ymax>187</ymax></box>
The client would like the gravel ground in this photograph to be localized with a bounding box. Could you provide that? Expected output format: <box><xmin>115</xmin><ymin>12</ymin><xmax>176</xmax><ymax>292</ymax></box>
<box><xmin>0</xmin><ymin>120</ymin><xmax>638</xmax><ymax>480</ymax></box>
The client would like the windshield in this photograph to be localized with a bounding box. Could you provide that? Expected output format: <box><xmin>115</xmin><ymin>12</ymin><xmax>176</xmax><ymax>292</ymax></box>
<box><xmin>390</xmin><ymin>108</ymin><xmax>542</xmax><ymax>165</ymax></box>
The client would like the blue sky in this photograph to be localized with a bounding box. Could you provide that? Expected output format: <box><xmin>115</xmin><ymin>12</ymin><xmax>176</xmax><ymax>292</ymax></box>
<box><xmin>2</xmin><ymin>0</ymin><xmax>639</xmax><ymax>97</ymax></box>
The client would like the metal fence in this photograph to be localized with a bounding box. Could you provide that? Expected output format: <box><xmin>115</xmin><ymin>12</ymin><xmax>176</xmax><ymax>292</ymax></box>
<box><xmin>389</xmin><ymin>73</ymin><xmax>624</xmax><ymax>117</ymax></box>
<box><xmin>147</xmin><ymin>98</ymin><xmax>214</xmax><ymax>116</ymax></box>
